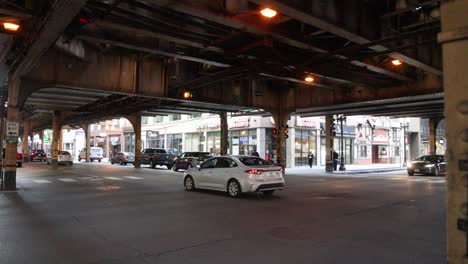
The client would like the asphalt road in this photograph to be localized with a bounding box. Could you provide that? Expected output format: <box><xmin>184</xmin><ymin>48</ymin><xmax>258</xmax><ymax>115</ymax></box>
<box><xmin>0</xmin><ymin>161</ymin><xmax>446</xmax><ymax>264</ymax></box>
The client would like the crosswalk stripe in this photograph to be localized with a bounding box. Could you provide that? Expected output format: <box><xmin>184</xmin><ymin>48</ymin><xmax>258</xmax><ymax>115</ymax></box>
<box><xmin>34</xmin><ymin>179</ymin><xmax>51</xmax><ymax>184</ymax></box>
<box><xmin>104</xmin><ymin>177</ymin><xmax>123</xmax><ymax>181</ymax></box>
<box><xmin>409</xmin><ymin>179</ymin><xmax>427</xmax><ymax>182</ymax></box>
<box><xmin>430</xmin><ymin>180</ymin><xmax>446</xmax><ymax>183</ymax></box>
<box><xmin>58</xmin><ymin>178</ymin><xmax>77</xmax><ymax>182</ymax></box>
<box><xmin>124</xmin><ymin>176</ymin><xmax>144</xmax><ymax>180</ymax></box>
<box><xmin>389</xmin><ymin>177</ymin><xmax>406</xmax><ymax>180</ymax></box>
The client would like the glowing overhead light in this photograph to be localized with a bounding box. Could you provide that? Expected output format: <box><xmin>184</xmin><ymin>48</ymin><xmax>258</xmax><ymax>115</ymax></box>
<box><xmin>183</xmin><ymin>91</ymin><xmax>192</xmax><ymax>99</ymax></box>
<box><xmin>3</xmin><ymin>22</ymin><xmax>20</xmax><ymax>32</ymax></box>
<box><xmin>304</xmin><ymin>76</ymin><xmax>314</xmax><ymax>83</ymax></box>
<box><xmin>392</xmin><ymin>59</ymin><xmax>403</xmax><ymax>66</ymax></box>
<box><xmin>260</xmin><ymin>8</ymin><xmax>278</xmax><ymax>18</ymax></box>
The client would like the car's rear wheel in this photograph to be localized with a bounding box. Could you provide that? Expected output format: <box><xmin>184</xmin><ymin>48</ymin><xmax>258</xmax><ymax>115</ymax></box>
<box><xmin>227</xmin><ymin>180</ymin><xmax>241</xmax><ymax>198</ymax></box>
<box><xmin>173</xmin><ymin>164</ymin><xmax>178</xmax><ymax>171</ymax></box>
<box><xmin>408</xmin><ymin>171</ymin><xmax>414</xmax><ymax>176</ymax></box>
<box><xmin>150</xmin><ymin>160</ymin><xmax>155</xmax><ymax>169</ymax></box>
<box><xmin>263</xmin><ymin>190</ymin><xmax>275</xmax><ymax>197</ymax></box>
<box><xmin>184</xmin><ymin>176</ymin><xmax>195</xmax><ymax>191</ymax></box>
<box><xmin>120</xmin><ymin>160</ymin><xmax>124</xmax><ymax>165</ymax></box>
<box><xmin>98</xmin><ymin>159</ymin><xmax>101</xmax><ymax>163</ymax></box>
<box><xmin>166</xmin><ymin>164</ymin><xmax>173</xmax><ymax>170</ymax></box>
<box><xmin>17</xmin><ymin>162</ymin><xmax>22</xmax><ymax>168</ymax></box>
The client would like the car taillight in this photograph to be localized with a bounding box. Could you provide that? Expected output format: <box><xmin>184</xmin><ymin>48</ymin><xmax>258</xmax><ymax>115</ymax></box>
<box><xmin>245</xmin><ymin>169</ymin><xmax>264</xmax><ymax>175</ymax></box>
<box><xmin>125</xmin><ymin>156</ymin><xmax>128</xmax><ymax>159</ymax></box>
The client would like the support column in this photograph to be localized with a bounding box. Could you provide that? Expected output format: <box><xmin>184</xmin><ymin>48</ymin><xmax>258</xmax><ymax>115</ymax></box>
<box><xmin>439</xmin><ymin>1</ymin><xmax>468</xmax><ymax>262</ymax></box>
<box><xmin>83</xmin><ymin>123</ymin><xmax>91</xmax><ymax>162</ymax></box>
<box><xmin>38</xmin><ymin>130</ymin><xmax>44</xmax><ymax>150</ymax></box>
<box><xmin>428</xmin><ymin>118</ymin><xmax>439</xmax><ymax>155</ymax></box>
<box><xmin>325</xmin><ymin>115</ymin><xmax>335</xmax><ymax>172</ymax></box>
<box><xmin>58</xmin><ymin>129</ymin><xmax>63</xmax><ymax>151</ymax></box>
<box><xmin>127</xmin><ymin>114</ymin><xmax>142</xmax><ymax>168</ymax></box>
<box><xmin>50</xmin><ymin>111</ymin><xmax>62</xmax><ymax>169</ymax></box>
<box><xmin>271</xmin><ymin>111</ymin><xmax>291</xmax><ymax>170</ymax></box>
<box><xmin>220</xmin><ymin>112</ymin><xmax>228</xmax><ymax>155</ymax></box>
<box><xmin>22</xmin><ymin>120</ymin><xmax>30</xmax><ymax>162</ymax></box>
<box><xmin>3</xmin><ymin>79</ymin><xmax>21</xmax><ymax>190</ymax></box>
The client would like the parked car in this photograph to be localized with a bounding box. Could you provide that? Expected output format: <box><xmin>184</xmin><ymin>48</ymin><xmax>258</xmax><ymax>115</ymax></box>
<box><xmin>111</xmin><ymin>152</ymin><xmax>135</xmax><ymax>165</ymax></box>
<box><xmin>407</xmin><ymin>155</ymin><xmax>446</xmax><ymax>176</ymax></box>
<box><xmin>16</xmin><ymin>152</ymin><xmax>22</xmax><ymax>167</ymax></box>
<box><xmin>183</xmin><ymin>156</ymin><xmax>285</xmax><ymax>198</ymax></box>
<box><xmin>46</xmin><ymin>151</ymin><xmax>73</xmax><ymax>166</ymax></box>
<box><xmin>78</xmin><ymin>147</ymin><xmax>103</xmax><ymax>162</ymax></box>
<box><xmin>29</xmin><ymin>149</ymin><xmax>46</xmax><ymax>162</ymax></box>
<box><xmin>172</xmin><ymin>152</ymin><xmax>212</xmax><ymax>171</ymax></box>
<box><xmin>140</xmin><ymin>148</ymin><xmax>176</xmax><ymax>169</ymax></box>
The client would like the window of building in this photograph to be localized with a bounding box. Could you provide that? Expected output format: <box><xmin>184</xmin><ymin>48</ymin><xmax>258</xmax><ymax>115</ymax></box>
<box><xmin>185</xmin><ymin>133</ymin><xmax>203</xmax><ymax>152</ymax></box>
<box><xmin>294</xmin><ymin>129</ymin><xmax>317</xmax><ymax>166</ymax></box>
<box><xmin>167</xmin><ymin>134</ymin><xmax>182</xmax><ymax>154</ymax></box>
<box><xmin>207</xmin><ymin>131</ymin><xmax>221</xmax><ymax>155</ymax></box>
<box><xmin>360</xmin><ymin>145</ymin><xmax>367</xmax><ymax>158</ymax></box>
<box><xmin>124</xmin><ymin>133</ymin><xmax>135</xmax><ymax>152</ymax></box>
<box><xmin>189</xmin><ymin>113</ymin><xmax>202</xmax><ymax>119</ymax></box>
<box><xmin>155</xmin><ymin>116</ymin><xmax>164</xmax><ymax>123</ymax></box>
<box><xmin>394</xmin><ymin>146</ymin><xmax>400</xmax><ymax>157</ymax></box>
<box><xmin>169</xmin><ymin>114</ymin><xmax>181</xmax><ymax>121</ymax></box>
<box><xmin>228</xmin><ymin>129</ymin><xmax>257</xmax><ymax>156</ymax></box>
<box><xmin>142</xmin><ymin>116</ymin><xmax>149</xmax><ymax>124</ymax></box>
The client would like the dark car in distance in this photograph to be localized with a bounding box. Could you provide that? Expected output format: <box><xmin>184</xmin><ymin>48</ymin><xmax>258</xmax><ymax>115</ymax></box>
<box><xmin>407</xmin><ymin>155</ymin><xmax>446</xmax><ymax>176</ymax></box>
<box><xmin>29</xmin><ymin>149</ymin><xmax>46</xmax><ymax>162</ymax></box>
<box><xmin>140</xmin><ymin>148</ymin><xmax>176</xmax><ymax>169</ymax></box>
<box><xmin>172</xmin><ymin>152</ymin><xmax>212</xmax><ymax>171</ymax></box>
<box><xmin>111</xmin><ymin>152</ymin><xmax>135</xmax><ymax>165</ymax></box>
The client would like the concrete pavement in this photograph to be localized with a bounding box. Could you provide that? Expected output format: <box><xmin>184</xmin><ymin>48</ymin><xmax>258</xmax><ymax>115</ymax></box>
<box><xmin>0</xmin><ymin>162</ymin><xmax>446</xmax><ymax>264</ymax></box>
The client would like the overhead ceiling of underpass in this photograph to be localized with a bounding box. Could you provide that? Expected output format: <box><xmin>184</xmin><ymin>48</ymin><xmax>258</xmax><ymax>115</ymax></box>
<box><xmin>296</xmin><ymin>93</ymin><xmax>444</xmax><ymax>119</ymax></box>
<box><xmin>0</xmin><ymin>0</ymin><xmax>445</xmax><ymax>126</ymax></box>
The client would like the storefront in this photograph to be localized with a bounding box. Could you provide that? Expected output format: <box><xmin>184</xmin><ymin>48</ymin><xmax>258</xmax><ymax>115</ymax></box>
<box><xmin>372</xmin><ymin>129</ymin><xmax>389</xmax><ymax>163</ymax></box>
<box><xmin>207</xmin><ymin>131</ymin><xmax>221</xmax><ymax>154</ymax></box>
<box><xmin>228</xmin><ymin>129</ymin><xmax>257</xmax><ymax>156</ymax></box>
<box><xmin>294</xmin><ymin>129</ymin><xmax>317</xmax><ymax>166</ymax></box>
<box><xmin>166</xmin><ymin>134</ymin><xmax>182</xmax><ymax>154</ymax></box>
<box><xmin>184</xmin><ymin>132</ymin><xmax>204</xmax><ymax>152</ymax></box>
<box><xmin>124</xmin><ymin>132</ymin><xmax>135</xmax><ymax>153</ymax></box>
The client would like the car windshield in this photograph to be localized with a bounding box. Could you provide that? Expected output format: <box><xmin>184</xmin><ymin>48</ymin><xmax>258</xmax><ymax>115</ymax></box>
<box><xmin>238</xmin><ymin>157</ymin><xmax>271</xmax><ymax>166</ymax></box>
<box><xmin>59</xmin><ymin>151</ymin><xmax>71</xmax><ymax>155</ymax></box>
<box><xmin>415</xmin><ymin>156</ymin><xmax>437</xmax><ymax>162</ymax></box>
<box><xmin>35</xmin><ymin>150</ymin><xmax>44</xmax><ymax>153</ymax></box>
<box><xmin>189</xmin><ymin>152</ymin><xmax>211</xmax><ymax>157</ymax></box>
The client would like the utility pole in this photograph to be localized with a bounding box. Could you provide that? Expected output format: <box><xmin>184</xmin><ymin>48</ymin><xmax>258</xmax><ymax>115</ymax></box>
<box><xmin>337</xmin><ymin>115</ymin><xmax>346</xmax><ymax>171</ymax></box>
<box><xmin>400</xmin><ymin>122</ymin><xmax>409</xmax><ymax>167</ymax></box>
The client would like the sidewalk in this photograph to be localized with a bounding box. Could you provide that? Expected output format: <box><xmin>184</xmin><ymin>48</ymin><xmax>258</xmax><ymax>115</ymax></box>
<box><xmin>286</xmin><ymin>163</ymin><xmax>405</xmax><ymax>175</ymax></box>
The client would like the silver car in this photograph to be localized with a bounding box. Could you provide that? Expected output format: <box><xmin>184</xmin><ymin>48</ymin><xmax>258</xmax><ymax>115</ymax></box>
<box><xmin>46</xmin><ymin>151</ymin><xmax>73</xmax><ymax>166</ymax></box>
<box><xmin>183</xmin><ymin>156</ymin><xmax>285</xmax><ymax>198</ymax></box>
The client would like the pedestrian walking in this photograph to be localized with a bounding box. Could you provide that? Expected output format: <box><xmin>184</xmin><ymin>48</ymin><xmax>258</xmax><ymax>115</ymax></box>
<box><xmin>333</xmin><ymin>150</ymin><xmax>339</xmax><ymax>171</ymax></box>
<box><xmin>308</xmin><ymin>152</ymin><xmax>314</xmax><ymax>168</ymax></box>
<box><xmin>251</xmin><ymin>148</ymin><xmax>259</xmax><ymax>157</ymax></box>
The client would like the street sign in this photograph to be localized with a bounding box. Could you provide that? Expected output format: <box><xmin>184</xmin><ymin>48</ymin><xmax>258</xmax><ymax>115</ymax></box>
<box><xmin>6</xmin><ymin>122</ymin><xmax>19</xmax><ymax>144</ymax></box>
<box><xmin>6</xmin><ymin>122</ymin><xmax>18</xmax><ymax>137</ymax></box>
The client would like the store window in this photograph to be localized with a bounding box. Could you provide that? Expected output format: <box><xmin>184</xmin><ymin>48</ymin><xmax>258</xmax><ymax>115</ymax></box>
<box><xmin>167</xmin><ymin>134</ymin><xmax>182</xmax><ymax>154</ymax></box>
<box><xmin>124</xmin><ymin>133</ymin><xmax>135</xmax><ymax>152</ymax></box>
<box><xmin>185</xmin><ymin>133</ymin><xmax>203</xmax><ymax>152</ymax></box>
<box><xmin>294</xmin><ymin>129</ymin><xmax>317</xmax><ymax>166</ymax></box>
<box><xmin>360</xmin><ymin>145</ymin><xmax>367</xmax><ymax>158</ymax></box>
<box><xmin>334</xmin><ymin>137</ymin><xmax>354</xmax><ymax>164</ymax></box>
<box><xmin>265</xmin><ymin>129</ymin><xmax>277</xmax><ymax>163</ymax></box>
<box><xmin>207</xmin><ymin>131</ymin><xmax>221</xmax><ymax>155</ymax></box>
<box><xmin>147</xmin><ymin>134</ymin><xmax>164</xmax><ymax>149</ymax></box>
<box><xmin>229</xmin><ymin>129</ymin><xmax>257</xmax><ymax>156</ymax></box>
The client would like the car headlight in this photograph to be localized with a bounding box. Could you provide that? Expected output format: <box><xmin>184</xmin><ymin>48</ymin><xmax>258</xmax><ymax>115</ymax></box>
<box><xmin>424</xmin><ymin>164</ymin><xmax>435</xmax><ymax>168</ymax></box>
<box><xmin>407</xmin><ymin>163</ymin><xmax>412</xmax><ymax>168</ymax></box>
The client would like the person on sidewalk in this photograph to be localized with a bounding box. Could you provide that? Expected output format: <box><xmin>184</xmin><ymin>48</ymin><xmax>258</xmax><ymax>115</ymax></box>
<box><xmin>333</xmin><ymin>150</ymin><xmax>339</xmax><ymax>171</ymax></box>
<box><xmin>308</xmin><ymin>152</ymin><xmax>314</xmax><ymax>168</ymax></box>
<box><xmin>251</xmin><ymin>148</ymin><xmax>259</xmax><ymax>157</ymax></box>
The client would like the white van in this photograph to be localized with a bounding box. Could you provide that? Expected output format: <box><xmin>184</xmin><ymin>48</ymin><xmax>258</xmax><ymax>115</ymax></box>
<box><xmin>79</xmin><ymin>147</ymin><xmax>103</xmax><ymax>162</ymax></box>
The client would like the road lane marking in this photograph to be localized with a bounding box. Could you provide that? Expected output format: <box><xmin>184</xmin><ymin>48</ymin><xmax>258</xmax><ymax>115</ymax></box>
<box><xmin>124</xmin><ymin>176</ymin><xmax>144</xmax><ymax>180</ymax></box>
<box><xmin>58</xmin><ymin>178</ymin><xmax>77</xmax><ymax>182</ymax></box>
<box><xmin>409</xmin><ymin>179</ymin><xmax>427</xmax><ymax>182</ymax></box>
<box><xmin>34</xmin><ymin>180</ymin><xmax>51</xmax><ymax>184</ymax></box>
<box><xmin>104</xmin><ymin>177</ymin><xmax>123</xmax><ymax>181</ymax></box>
<box><xmin>430</xmin><ymin>180</ymin><xmax>446</xmax><ymax>183</ymax></box>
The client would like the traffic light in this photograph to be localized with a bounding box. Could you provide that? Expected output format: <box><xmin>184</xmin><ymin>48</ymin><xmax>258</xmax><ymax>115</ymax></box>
<box><xmin>331</xmin><ymin>118</ymin><xmax>336</xmax><ymax>137</ymax></box>
<box><xmin>284</xmin><ymin>125</ymin><xmax>289</xmax><ymax>139</ymax></box>
<box><xmin>272</xmin><ymin>128</ymin><xmax>277</xmax><ymax>135</ymax></box>
<box><xmin>183</xmin><ymin>91</ymin><xmax>193</xmax><ymax>99</ymax></box>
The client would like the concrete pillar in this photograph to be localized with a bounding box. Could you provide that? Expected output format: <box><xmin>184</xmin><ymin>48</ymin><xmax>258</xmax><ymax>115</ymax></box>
<box><xmin>439</xmin><ymin>0</ymin><xmax>468</xmax><ymax>262</ymax></box>
<box><xmin>50</xmin><ymin>111</ymin><xmax>62</xmax><ymax>169</ymax></box>
<box><xmin>58</xmin><ymin>129</ymin><xmax>63</xmax><ymax>151</ymax></box>
<box><xmin>220</xmin><ymin>112</ymin><xmax>228</xmax><ymax>155</ymax></box>
<box><xmin>83</xmin><ymin>123</ymin><xmax>91</xmax><ymax>162</ymax></box>
<box><xmin>325</xmin><ymin>115</ymin><xmax>335</xmax><ymax>172</ymax></box>
<box><xmin>127</xmin><ymin>114</ymin><xmax>142</xmax><ymax>168</ymax></box>
<box><xmin>22</xmin><ymin>121</ymin><xmax>30</xmax><ymax>162</ymax></box>
<box><xmin>428</xmin><ymin>118</ymin><xmax>439</xmax><ymax>155</ymax></box>
<box><xmin>3</xmin><ymin>79</ymin><xmax>20</xmax><ymax>190</ymax></box>
<box><xmin>286</xmin><ymin>126</ymin><xmax>295</xmax><ymax>168</ymax></box>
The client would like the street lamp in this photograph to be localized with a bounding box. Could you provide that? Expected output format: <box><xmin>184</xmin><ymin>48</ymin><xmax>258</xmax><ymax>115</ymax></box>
<box><xmin>400</xmin><ymin>122</ymin><xmax>409</xmax><ymax>167</ymax></box>
<box><xmin>337</xmin><ymin>115</ymin><xmax>347</xmax><ymax>171</ymax></box>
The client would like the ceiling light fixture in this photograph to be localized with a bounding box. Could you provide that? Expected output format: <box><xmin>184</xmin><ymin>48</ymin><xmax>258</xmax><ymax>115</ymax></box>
<box><xmin>3</xmin><ymin>22</ymin><xmax>20</xmax><ymax>31</ymax></box>
<box><xmin>392</xmin><ymin>59</ymin><xmax>403</xmax><ymax>66</ymax></box>
<box><xmin>260</xmin><ymin>8</ymin><xmax>278</xmax><ymax>18</ymax></box>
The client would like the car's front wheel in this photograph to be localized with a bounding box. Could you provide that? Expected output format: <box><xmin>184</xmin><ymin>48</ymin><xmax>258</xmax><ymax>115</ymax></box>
<box><xmin>173</xmin><ymin>164</ymin><xmax>178</xmax><ymax>171</ymax></box>
<box><xmin>184</xmin><ymin>176</ymin><xmax>195</xmax><ymax>191</ymax></box>
<box><xmin>227</xmin><ymin>180</ymin><xmax>241</xmax><ymax>198</ymax></box>
<box><xmin>434</xmin><ymin>166</ymin><xmax>440</xmax><ymax>176</ymax></box>
<box><xmin>408</xmin><ymin>170</ymin><xmax>414</xmax><ymax>176</ymax></box>
<box><xmin>166</xmin><ymin>164</ymin><xmax>173</xmax><ymax>170</ymax></box>
<box><xmin>263</xmin><ymin>190</ymin><xmax>275</xmax><ymax>197</ymax></box>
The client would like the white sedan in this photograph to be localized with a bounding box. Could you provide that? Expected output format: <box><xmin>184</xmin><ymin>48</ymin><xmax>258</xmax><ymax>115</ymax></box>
<box><xmin>183</xmin><ymin>156</ymin><xmax>285</xmax><ymax>198</ymax></box>
<box><xmin>46</xmin><ymin>151</ymin><xmax>73</xmax><ymax>166</ymax></box>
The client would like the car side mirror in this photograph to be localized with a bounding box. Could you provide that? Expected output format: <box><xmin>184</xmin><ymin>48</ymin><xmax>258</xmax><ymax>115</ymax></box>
<box><xmin>196</xmin><ymin>165</ymin><xmax>201</xmax><ymax>171</ymax></box>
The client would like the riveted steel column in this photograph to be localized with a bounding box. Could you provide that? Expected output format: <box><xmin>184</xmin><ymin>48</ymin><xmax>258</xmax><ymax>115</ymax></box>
<box><xmin>439</xmin><ymin>0</ymin><xmax>468</xmax><ymax>262</ymax></box>
<box><xmin>428</xmin><ymin>118</ymin><xmax>439</xmax><ymax>155</ymax></box>
<box><xmin>83</xmin><ymin>123</ymin><xmax>91</xmax><ymax>162</ymax></box>
<box><xmin>22</xmin><ymin>120</ymin><xmax>30</xmax><ymax>162</ymax></box>
<box><xmin>2</xmin><ymin>79</ymin><xmax>20</xmax><ymax>190</ymax></box>
<box><xmin>325</xmin><ymin>115</ymin><xmax>334</xmax><ymax>173</ymax></box>
<box><xmin>127</xmin><ymin>114</ymin><xmax>142</xmax><ymax>168</ymax></box>
<box><xmin>50</xmin><ymin>111</ymin><xmax>62</xmax><ymax>169</ymax></box>
<box><xmin>220</xmin><ymin>112</ymin><xmax>228</xmax><ymax>155</ymax></box>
